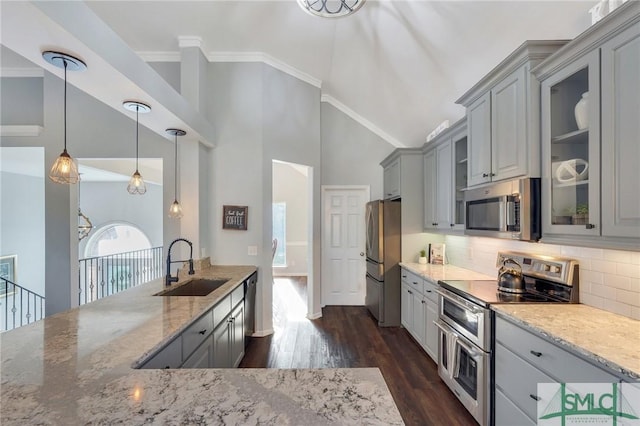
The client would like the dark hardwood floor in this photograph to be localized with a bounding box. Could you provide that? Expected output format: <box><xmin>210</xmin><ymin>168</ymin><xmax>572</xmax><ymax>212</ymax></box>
<box><xmin>239</xmin><ymin>277</ymin><xmax>478</xmax><ymax>426</ymax></box>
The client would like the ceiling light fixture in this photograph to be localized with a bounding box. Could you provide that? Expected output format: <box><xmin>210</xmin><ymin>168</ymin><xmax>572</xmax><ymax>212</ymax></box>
<box><xmin>123</xmin><ymin>101</ymin><xmax>151</xmax><ymax>195</ymax></box>
<box><xmin>42</xmin><ymin>51</ymin><xmax>86</xmax><ymax>184</ymax></box>
<box><xmin>166</xmin><ymin>128</ymin><xmax>186</xmax><ymax>219</ymax></box>
<box><xmin>297</xmin><ymin>0</ymin><xmax>365</xmax><ymax>17</ymax></box>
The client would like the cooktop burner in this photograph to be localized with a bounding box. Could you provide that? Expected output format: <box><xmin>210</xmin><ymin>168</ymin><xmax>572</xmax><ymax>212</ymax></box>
<box><xmin>437</xmin><ymin>279</ymin><xmax>569</xmax><ymax>307</ymax></box>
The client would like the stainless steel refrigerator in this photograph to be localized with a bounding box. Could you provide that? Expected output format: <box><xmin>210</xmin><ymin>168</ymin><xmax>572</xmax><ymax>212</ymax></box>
<box><xmin>365</xmin><ymin>199</ymin><xmax>401</xmax><ymax>327</ymax></box>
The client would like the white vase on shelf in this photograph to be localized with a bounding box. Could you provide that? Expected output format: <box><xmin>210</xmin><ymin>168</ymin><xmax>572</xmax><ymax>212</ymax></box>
<box><xmin>574</xmin><ymin>92</ymin><xmax>589</xmax><ymax>130</ymax></box>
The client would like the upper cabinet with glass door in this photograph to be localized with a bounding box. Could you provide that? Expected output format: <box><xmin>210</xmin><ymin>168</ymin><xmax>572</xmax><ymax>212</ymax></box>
<box><xmin>534</xmin><ymin>2</ymin><xmax>640</xmax><ymax>247</ymax></box>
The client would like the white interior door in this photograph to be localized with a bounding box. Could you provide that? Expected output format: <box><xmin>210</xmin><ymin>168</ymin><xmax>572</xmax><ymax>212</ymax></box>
<box><xmin>321</xmin><ymin>186</ymin><xmax>369</xmax><ymax>306</ymax></box>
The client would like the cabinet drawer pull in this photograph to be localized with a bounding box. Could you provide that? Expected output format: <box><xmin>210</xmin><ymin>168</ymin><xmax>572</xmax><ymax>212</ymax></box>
<box><xmin>490</xmin><ymin>173</ymin><xmax>496</xmax><ymax>177</ymax></box>
<box><xmin>482</xmin><ymin>173</ymin><xmax>489</xmax><ymax>178</ymax></box>
<box><xmin>585</xmin><ymin>223</ymin><xmax>596</xmax><ymax>229</ymax></box>
<box><xmin>402</xmin><ymin>275</ymin><xmax>407</xmax><ymax>278</ymax></box>
<box><xmin>412</xmin><ymin>281</ymin><xmax>419</xmax><ymax>285</ymax></box>
<box><xmin>198</xmin><ymin>329</ymin><xmax>207</xmax><ymax>335</ymax></box>
<box><xmin>426</xmin><ymin>290</ymin><xmax>432</xmax><ymax>293</ymax></box>
<box><xmin>530</xmin><ymin>350</ymin><xmax>542</xmax><ymax>357</ymax></box>
<box><xmin>450</xmin><ymin>224</ymin><xmax>454</xmax><ymax>227</ymax></box>
<box><xmin>529</xmin><ymin>394</ymin><xmax>541</xmax><ymax>401</ymax></box>
<box><xmin>421</xmin><ymin>300</ymin><xmax>425</xmax><ymax>304</ymax></box>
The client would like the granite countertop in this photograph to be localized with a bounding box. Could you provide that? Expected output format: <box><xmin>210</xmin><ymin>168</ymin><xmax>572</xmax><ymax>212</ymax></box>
<box><xmin>400</xmin><ymin>262</ymin><xmax>495</xmax><ymax>283</ymax></box>
<box><xmin>0</xmin><ymin>261</ymin><xmax>403</xmax><ymax>425</ymax></box>
<box><xmin>493</xmin><ymin>304</ymin><xmax>640</xmax><ymax>381</ymax></box>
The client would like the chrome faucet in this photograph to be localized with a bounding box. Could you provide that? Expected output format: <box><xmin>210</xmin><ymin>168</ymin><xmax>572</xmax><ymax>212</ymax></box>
<box><xmin>165</xmin><ymin>238</ymin><xmax>195</xmax><ymax>286</ymax></box>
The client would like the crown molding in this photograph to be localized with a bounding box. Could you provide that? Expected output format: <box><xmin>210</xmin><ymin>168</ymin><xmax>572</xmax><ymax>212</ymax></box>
<box><xmin>0</xmin><ymin>67</ymin><xmax>44</xmax><ymax>77</ymax></box>
<box><xmin>321</xmin><ymin>94</ymin><xmax>405</xmax><ymax>148</ymax></box>
<box><xmin>177</xmin><ymin>36</ymin><xmax>203</xmax><ymax>49</ymax></box>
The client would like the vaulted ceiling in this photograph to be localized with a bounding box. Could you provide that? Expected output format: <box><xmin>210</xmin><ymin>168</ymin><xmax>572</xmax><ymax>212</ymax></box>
<box><xmin>2</xmin><ymin>1</ymin><xmax>594</xmax><ymax>147</ymax></box>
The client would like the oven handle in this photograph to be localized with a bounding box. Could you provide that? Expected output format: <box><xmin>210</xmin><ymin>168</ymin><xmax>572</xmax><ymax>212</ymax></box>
<box><xmin>436</xmin><ymin>289</ymin><xmax>483</xmax><ymax>315</ymax></box>
<box><xmin>434</xmin><ymin>320</ymin><xmax>457</xmax><ymax>380</ymax></box>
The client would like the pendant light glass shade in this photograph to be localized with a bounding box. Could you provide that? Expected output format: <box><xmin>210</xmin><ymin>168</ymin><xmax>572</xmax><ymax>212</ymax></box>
<box><xmin>123</xmin><ymin>101</ymin><xmax>150</xmax><ymax>195</ymax></box>
<box><xmin>127</xmin><ymin>170</ymin><xmax>146</xmax><ymax>194</ymax></box>
<box><xmin>168</xmin><ymin>200</ymin><xmax>183</xmax><ymax>219</ymax></box>
<box><xmin>50</xmin><ymin>149</ymin><xmax>79</xmax><ymax>184</ymax></box>
<box><xmin>42</xmin><ymin>51</ymin><xmax>86</xmax><ymax>185</ymax></box>
<box><xmin>166</xmin><ymin>128</ymin><xmax>186</xmax><ymax>219</ymax></box>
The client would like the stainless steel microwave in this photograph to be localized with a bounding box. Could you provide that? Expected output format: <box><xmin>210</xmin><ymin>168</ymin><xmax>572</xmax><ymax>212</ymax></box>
<box><xmin>464</xmin><ymin>178</ymin><xmax>540</xmax><ymax>241</ymax></box>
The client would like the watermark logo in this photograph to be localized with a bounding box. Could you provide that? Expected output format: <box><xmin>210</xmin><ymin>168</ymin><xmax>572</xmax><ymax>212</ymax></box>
<box><xmin>538</xmin><ymin>383</ymin><xmax>640</xmax><ymax>425</ymax></box>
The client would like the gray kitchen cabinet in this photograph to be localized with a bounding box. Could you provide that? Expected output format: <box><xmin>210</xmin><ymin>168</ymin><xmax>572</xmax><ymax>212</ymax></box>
<box><xmin>400</xmin><ymin>268</ymin><xmax>423</xmax><ymax>345</ymax></box>
<box><xmin>466</xmin><ymin>91</ymin><xmax>492</xmax><ymax>186</ymax></box>
<box><xmin>140</xmin><ymin>336</ymin><xmax>182</xmax><ymax>369</ymax></box>
<box><xmin>400</xmin><ymin>281</ymin><xmax>412</xmax><ymax>329</ymax></box>
<box><xmin>494</xmin><ymin>315</ymin><xmax>620</xmax><ymax>424</ymax></box>
<box><xmin>601</xmin><ymin>23</ymin><xmax>640</xmax><ymax>239</ymax></box>
<box><xmin>423</xmin><ymin>149</ymin><xmax>437</xmax><ymax>231</ymax></box>
<box><xmin>422</xmin><ymin>279</ymin><xmax>438</xmax><ymax>363</ymax></box>
<box><xmin>535</xmin><ymin>2</ymin><xmax>640</xmax><ymax>248</ymax></box>
<box><xmin>381</xmin><ymin>149</ymin><xmax>423</xmax><ymax>262</ymax></box>
<box><xmin>139</xmin><ymin>277</ymin><xmax>251</xmax><ymax>370</ymax></box>
<box><xmin>230</xmin><ymin>302</ymin><xmax>245</xmax><ymax>367</ymax></box>
<box><xmin>457</xmin><ymin>41</ymin><xmax>564</xmax><ymax>187</ymax></box>
<box><xmin>383</xmin><ymin>157</ymin><xmax>401</xmax><ymax>200</ymax></box>
<box><xmin>423</xmin><ymin>118</ymin><xmax>467</xmax><ymax>233</ymax></box>
<box><xmin>182</xmin><ymin>334</ymin><xmax>214</xmax><ymax>368</ymax></box>
<box><xmin>212</xmin><ymin>298</ymin><xmax>245</xmax><ymax>368</ymax></box>
<box><xmin>494</xmin><ymin>388</ymin><xmax>536</xmax><ymax>426</ymax></box>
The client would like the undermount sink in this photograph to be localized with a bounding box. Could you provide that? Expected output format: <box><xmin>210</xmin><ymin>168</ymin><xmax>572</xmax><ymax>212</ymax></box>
<box><xmin>154</xmin><ymin>278</ymin><xmax>230</xmax><ymax>297</ymax></box>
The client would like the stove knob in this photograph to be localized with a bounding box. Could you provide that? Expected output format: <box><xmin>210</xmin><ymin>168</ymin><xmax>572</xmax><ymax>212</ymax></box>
<box><xmin>553</xmin><ymin>266</ymin><xmax>561</xmax><ymax>274</ymax></box>
<box><xmin>543</xmin><ymin>264</ymin><xmax>551</xmax><ymax>272</ymax></box>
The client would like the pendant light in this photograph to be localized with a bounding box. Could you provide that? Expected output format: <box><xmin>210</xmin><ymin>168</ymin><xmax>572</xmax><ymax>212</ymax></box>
<box><xmin>166</xmin><ymin>128</ymin><xmax>186</xmax><ymax>219</ymax></box>
<box><xmin>42</xmin><ymin>51</ymin><xmax>86</xmax><ymax>185</ymax></box>
<box><xmin>297</xmin><ymin>0</ymin><xmax>365</xmax><ymax>17</ymax></box>
<box><xmin>77</xmin><ymin>175</ymin><xmax>93</xmax><ymax>241</ymax></box>
<box><xmin>123</xmin><ymin>101</ymin><xmax>151</xmax><ymax>195</ymax></box>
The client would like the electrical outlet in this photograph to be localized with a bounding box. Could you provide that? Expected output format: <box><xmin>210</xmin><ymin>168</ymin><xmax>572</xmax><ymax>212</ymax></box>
<box><xmin>248</xmin><ymin>246</ymin><xmax>258</xmax><ymax>256</ymax></box>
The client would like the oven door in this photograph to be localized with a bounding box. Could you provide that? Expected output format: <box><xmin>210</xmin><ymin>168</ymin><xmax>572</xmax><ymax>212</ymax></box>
<box><xmin>436</xmin><ymin>320</ymin><xmax>489</xmax><ymax>426</ymax></box>
<box><xmin>438</xmin><ymin>287</ymin><xmax>487</xmax><ymax>349</ymax></box>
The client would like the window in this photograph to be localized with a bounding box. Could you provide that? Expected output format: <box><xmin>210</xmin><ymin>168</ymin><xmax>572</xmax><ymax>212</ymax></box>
<box><xmin>272</xmin><ymin>203</ymin><xmax>286</xmax><ymax>267</ymax></box>
<box><xmin>84</xmin><ymin>223</ymin><xmax>152</xmax><ymax>258</ymax></box>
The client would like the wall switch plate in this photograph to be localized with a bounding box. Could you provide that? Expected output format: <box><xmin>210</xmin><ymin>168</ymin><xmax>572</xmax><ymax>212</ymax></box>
<box><xmin>248</xmin><ymin>246</ymin><xmax>258</xmax><ymax>256</ymax></box>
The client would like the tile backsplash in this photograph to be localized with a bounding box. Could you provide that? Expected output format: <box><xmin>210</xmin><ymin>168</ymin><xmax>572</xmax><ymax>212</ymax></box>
<box><xmin>422</xmin><ymin>233</ymin><xmax>640</xmax><ymax>320</ymax></box>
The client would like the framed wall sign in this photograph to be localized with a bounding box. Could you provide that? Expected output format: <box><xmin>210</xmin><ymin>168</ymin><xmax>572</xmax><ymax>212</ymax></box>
<box><xmin>223</xmin><ymin>205</ymin><xmax>248</xmax><ymax>230</ymax></box>
<box><xmin>0</xmin><ymin>254</ymin><xmax>17</xmax><ymax>286</ymax></box>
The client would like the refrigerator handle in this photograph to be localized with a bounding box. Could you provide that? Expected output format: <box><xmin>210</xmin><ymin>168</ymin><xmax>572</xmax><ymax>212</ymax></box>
<box><xmin>365</xmin><ymin>206</ymin><xmax>372</xmax><ymax>257</ymax></box>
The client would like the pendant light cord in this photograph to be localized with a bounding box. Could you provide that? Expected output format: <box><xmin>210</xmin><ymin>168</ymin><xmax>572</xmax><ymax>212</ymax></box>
<box><xmin>135</xmin><ymin>107</ymin><xmax>139</xmax><ymax>171</ymax></box>
<box><xmin>174</xmin><ymin>134</ymin><xmax>178</xmax><ymax>200</ymax></box>
<box><xmin>63</xmin><ymin>59</ymin><xmax>68</xmax><ymax>152</ymax></box>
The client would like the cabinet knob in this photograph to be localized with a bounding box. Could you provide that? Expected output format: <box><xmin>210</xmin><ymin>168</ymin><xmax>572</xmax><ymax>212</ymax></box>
<box><xmin>585</xmin><ymin>223</ymin><xmax>596</xmax><ymax>229</ymax></box>
<box><xmin>408</xmin><ymin>290</ymin><xmax>413</xmax><ymax>295</ymax></box>
<box><xmin>421</xmin><ymin>300</ymin><xmax>425</xmax><ymax>304</ymax></box>
<box><xmin>412</xmin><ymin>281</ymin><xmax>418</xmax><ymax>285</ymax></box>
<box><xmin>490</xmin><ymin>173</ymin><xmax>496</xmax><ymax>177</ymax></box>
<box><xmin>529</xmin><ymin>394</ymin><xmax>541</xmax><ymax>401</ymax></box>
<box><xmin>482</xmin><ymin>173</ymin><xmax>489</xmax><ymax>178</ymax></box>
<box><xmin>530</xmin><ymin>350</ymin><xmax>542</xmax><ymax>357</ymax></box>
<box><xmin>198</xmin><ymin>329</ymin><xmax>207</xmax><ymax>335</ymax></box>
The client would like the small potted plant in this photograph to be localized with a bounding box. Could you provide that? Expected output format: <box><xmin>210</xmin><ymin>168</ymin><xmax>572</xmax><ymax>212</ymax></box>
<box><xmin>572</xmin><ymin>204</ymin><xmax>589</xmax><ymax>225</ymax></box>
<box><xmin>418</xmin><ymin>249</ymin><xmax>428</xmax><ymax>264</ymax></box>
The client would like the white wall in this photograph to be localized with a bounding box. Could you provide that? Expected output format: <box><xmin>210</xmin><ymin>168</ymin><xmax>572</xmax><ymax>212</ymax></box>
<box><xmin>421</xmin><ymin>233</ymin><xmax>640</xmax><ymax>320</ymax></box>
<box><xmin>321</xmin><ymin>102</ymin><xmax>395</xmax><ymax>200</ymax></box>
<box><xmin>0</xmin><ymin>170</ymin><xmax>45</xmax><ymax>296</ymax></box>
<box><xmin>272</xmin><ymin>162</ymin><xmax>309</xmax><ymax>276</ymax></box>
<box><xmin>78</xmin><ymin>181</ymin><xmax>163</xmax><ymax>257</ymax></box>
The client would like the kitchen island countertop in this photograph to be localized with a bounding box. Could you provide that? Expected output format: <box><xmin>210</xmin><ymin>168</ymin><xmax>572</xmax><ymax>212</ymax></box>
<box><xmin>0</xmin><ymin>262</ymin><xmax>403</xmax><ymax>425</ymax></box>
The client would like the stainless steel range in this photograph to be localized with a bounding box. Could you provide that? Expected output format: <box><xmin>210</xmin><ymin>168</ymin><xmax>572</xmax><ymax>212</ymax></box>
<box><xmin>436</xmin><ymin>251</ymin><xmax>579</xmax><ymax>426</ymax></box>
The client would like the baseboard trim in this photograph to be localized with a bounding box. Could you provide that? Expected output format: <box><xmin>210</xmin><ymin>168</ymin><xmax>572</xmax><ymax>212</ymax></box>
<box><xmin>251</xmin><ymin>329</ymin><xmax>274</xmax><ymax>337</ymax></box>
<box><xmin>273</xmin><ymin>272</ymin><xmax>309</xmax><ymax>277</ymax></box>
<box><xmin>307</xmin><ymin>311</ymin><xmax>322</xmax><ymax>320</ymax></box>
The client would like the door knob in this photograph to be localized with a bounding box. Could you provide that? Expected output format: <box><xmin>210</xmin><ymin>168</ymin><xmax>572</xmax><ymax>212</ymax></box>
<box><xmin>360</xmin><ymin>252</ymin><xmax>365</xmax><ymax>256</ymax></box>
